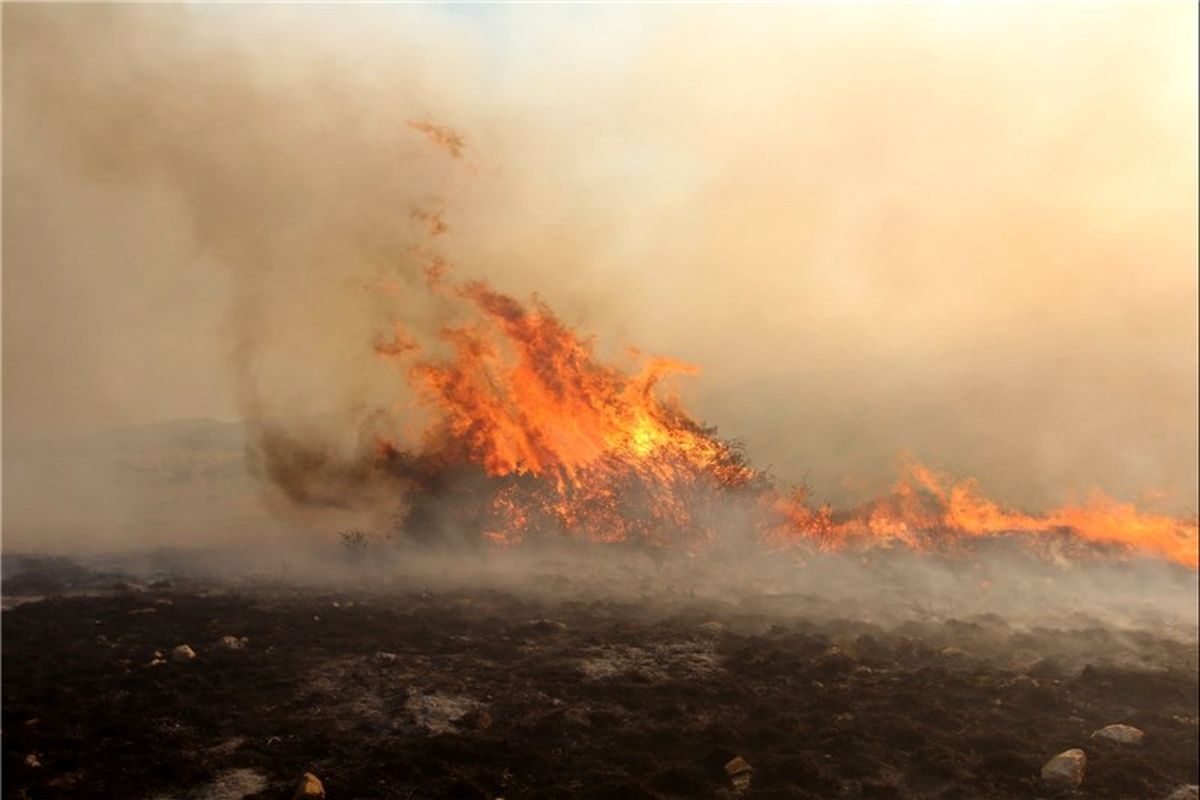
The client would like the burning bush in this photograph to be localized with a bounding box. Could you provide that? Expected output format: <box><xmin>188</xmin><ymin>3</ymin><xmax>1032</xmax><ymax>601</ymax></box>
<box><xmin>362</xmin><ymin>273</ymin><xmax>1198</xmax><ymax>569</ymax></box>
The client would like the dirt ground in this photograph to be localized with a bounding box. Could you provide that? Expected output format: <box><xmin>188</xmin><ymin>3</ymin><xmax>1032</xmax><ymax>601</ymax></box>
<box><xmin>2</xmin><ymin>554</ymin><xmax>1197</xmax><ymax>800</ymax></box>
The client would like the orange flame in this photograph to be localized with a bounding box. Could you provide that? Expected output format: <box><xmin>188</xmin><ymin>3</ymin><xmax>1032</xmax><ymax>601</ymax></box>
<box><xmin>767</xmin><ymin>458</ymin><xmax>1198</xmax><ymax>567</ymax></box>
<box><xmin>373</xmin><ymin>277</ymin><xmax>1197</xmax><ymax>567</ymax></box>
<box><xmin>368</xmin><ymin>120</ymin><xmax>1199</xmax><ymax>567</ymax></box>
<box><xmin>376</xmin><ymin>278</ymin><xmax>757</xmax><ymax>547</ymax></box>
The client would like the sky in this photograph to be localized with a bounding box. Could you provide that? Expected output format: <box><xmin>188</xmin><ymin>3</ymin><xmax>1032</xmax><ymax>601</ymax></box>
<box><xmin>3</xmin><ymin>3</ymin><xmax>1197</xmax><ymax>550</ymax></box>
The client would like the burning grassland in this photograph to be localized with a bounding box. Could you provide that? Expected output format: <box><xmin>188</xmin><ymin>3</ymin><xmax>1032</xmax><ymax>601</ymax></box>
<box><xmin>223</xmin><ymin>120</ymin><xmax>1198</xmax><ymax>573</ymax></box>
<box><xmin>4</xmin><ymin>8</ymin><xmax>1197</xmax><ymax>799</ymax></box>
<box><xmin>280</xmin><ymin>253</ymin><xmax>1197</xmax><ymax>571</ymax></box>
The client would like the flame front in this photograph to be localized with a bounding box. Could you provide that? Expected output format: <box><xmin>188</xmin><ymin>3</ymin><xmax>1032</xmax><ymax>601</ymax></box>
<box><xmin>373</xmin><ymin>276</ymin><xmax>1197</xmax><ymax>568</ymax></box>
<box><xmin>376</xmin><ymin>279</ymin><xmax>757</xmax><ymax>548</ymax></box>
<box><xmin>769</xmin><ymin>459</ymin><xmax>1198</xmax><ymax>567</ymax></box>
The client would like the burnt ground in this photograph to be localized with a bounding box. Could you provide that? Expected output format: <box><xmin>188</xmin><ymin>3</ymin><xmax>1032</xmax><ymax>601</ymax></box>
<box><xmin>1</xmin><ymin>554</ymin><xmax>1198</xmax><ymax>800</ymax></box>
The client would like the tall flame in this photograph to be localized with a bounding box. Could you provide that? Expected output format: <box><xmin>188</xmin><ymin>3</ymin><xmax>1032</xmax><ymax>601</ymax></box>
<box><xmin>376</xmin><ymin>279</ymin><xmax>756</xmax><ymax>548</ymax></box>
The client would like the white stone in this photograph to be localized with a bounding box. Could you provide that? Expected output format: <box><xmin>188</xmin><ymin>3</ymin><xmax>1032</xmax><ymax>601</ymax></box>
<box><xmin>171</xmin><ymin>644</ymin><xmax>197</xmax><ymax>662</ymax></box>
<box><xmin>1041</xmin><ymin>748</ymin><xmax>1086</xmax><ymax>788</ymax></box>
<box><xmin>725</xmin><ymin>756</ymin><xmax>753</xmax><ymax>793</ymax></box>
<box><xmin>1092</xmin><ymin>723</ymin><xmax>1144</xmax><ymax>745</ymax></box>
<box><xmin>292</xmin><ymin>772</ymin><xmax>325</xmax><ymax>799</ymax></box>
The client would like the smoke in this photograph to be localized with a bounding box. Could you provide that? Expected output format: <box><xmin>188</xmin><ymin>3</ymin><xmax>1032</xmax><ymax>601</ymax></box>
<box><xmin>3</xmin><ymin>4</ymin><xmax>1196</xmax><ymax>552</ymax></box>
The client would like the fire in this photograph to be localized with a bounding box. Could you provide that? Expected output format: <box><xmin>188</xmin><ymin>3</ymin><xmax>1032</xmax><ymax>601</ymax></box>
<box><xmin>373</xmin><ymin>275</ymin><xmax>1198</xmax><ymax>567</ymax></box>
<box><xmin>767</xmin><ymin>458</ymin><xmax>1199</xmax><ymax>568</ymax></box>
<box><xmin>375</xmin><ymin>278</ymin><xmax>757</xmax><ymax>548</ymax></box>
<box><xmin>368</xmin><ymin>125</ymin><xmax>1196</xmax><ymax>567</ymax></box>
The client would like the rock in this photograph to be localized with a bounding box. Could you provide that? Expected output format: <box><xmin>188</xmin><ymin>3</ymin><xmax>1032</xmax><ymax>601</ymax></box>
<box><xmin>1040</xmin><ymin>748</ymin><xmax>1086</xmax><ymax>788</ymax></box>
<box><xmin>24</xmin><ymin>753</ymin><xmax>41</xmax><ymax>768</ymax></box>
<box><xmin>217</xmin><ymin>635</ymin><xmax>249</xmax><ymax>650</ymax></box>
<box><xmin>1164</xmin><ymin>786</ymin><xmax>1199</xmax><ymax>800</ymax></box>
<box><xmin>696</xmin><ymin>621</ymin><xmax>726</xmax><ymax>636</ymax></box>
<box><xmin>292</xmin><ymin>772</ymin><xmax>325</xmax><ymax>799</ymax></box>
<box><xmin>372</xmin><ymin>651</ymin><xmax>399</xmax><ymax>664</ymax></box>
<box><xmin>724</xmin><ymin>755</ymin><xmax>752</xmax><ymax>775</ymax></box>
<box><xmin>724</xmin><ymin>755</ymin><xmax>753</xmax><ymax>792</ymax></box>
<box><xmin>171</xmin><ymin>644</ymin><xmax>197</xmax><ymax>662</ymax></box>
<box><xmin>1091</xmin><ymin>723</ymin><xmax>1144</xmax><ymax>745</ymax></box>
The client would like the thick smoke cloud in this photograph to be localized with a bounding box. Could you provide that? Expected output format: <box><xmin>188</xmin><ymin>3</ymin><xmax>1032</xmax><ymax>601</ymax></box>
<box><xmin>3</xmin><ymin>4</ymin><xmax>1196</xmax><ymax>552</ymax></box>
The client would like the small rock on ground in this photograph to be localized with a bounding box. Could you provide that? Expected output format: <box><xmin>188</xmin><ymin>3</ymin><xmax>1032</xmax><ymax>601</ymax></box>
<box><xmin>1091</xmin><ymin>723</ymin><xmax>1144</xmax><ymax>745</ymax></box>
<box><xmin>1041</xmin><ymin>748</ymin><xmax>1086</xmax><ymax>788</ymax></box>
<box><xmin>725</xmin><ymin>755</ymin><xmax>753</xmax><ymax>792</ymax></box>
<box><xmin>292</xmin><ymin>772</ymin><xmax>325</xmax><ymax>799</ymax></box>
<box><xmin>170</xmin><ymin>644</ymin><xmax>197</xmax><ymax>662</ymax></box>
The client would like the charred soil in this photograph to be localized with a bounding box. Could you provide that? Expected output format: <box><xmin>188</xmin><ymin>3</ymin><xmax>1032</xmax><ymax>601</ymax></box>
<box><xmin>2</xmin><ymin>560</ymin><xmax>1197</xmax><ymax>800</ymax></box>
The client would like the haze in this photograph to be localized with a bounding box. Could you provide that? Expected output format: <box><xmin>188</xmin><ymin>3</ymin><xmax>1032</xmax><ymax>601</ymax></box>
<box><xmin>3</xmin><ymin>4</ymin><xmax>1196</xmax><ymax>552</ymax></box>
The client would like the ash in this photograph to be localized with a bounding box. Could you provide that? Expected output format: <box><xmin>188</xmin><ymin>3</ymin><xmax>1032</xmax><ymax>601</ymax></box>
<box><xmin>2</xmin><ymin>545</ymin><xmax>1197</xmax><ymax>799</ymax></box>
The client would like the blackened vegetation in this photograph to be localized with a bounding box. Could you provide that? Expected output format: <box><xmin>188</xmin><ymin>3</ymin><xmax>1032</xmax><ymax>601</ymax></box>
<box><xmin>2</xmin><ymin>577</ymin><xmax>1197</xmax><ymax>799</ymax></box>
<box><xmin>381</xmin><ymin>430</ymin><xmax>767</xmax><ymax>550</ymax></box>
